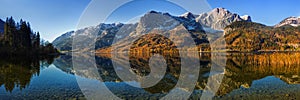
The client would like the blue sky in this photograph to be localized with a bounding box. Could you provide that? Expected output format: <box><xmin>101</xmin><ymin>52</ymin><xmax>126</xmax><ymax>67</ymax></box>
<box><xmin>0</xmin><ymin>0</ymin><xmax>300</xmax><ymax>42</ymax></box>
<box><xmin>0</xmin><ymin>0</ymin><xmax>90</xmax><ymax>42</ymax></box>
<box><xmin>105</xmin><ymin>0</ymin><xmax>188</xmax><ymax>23</ymax></box>
<box><xmin>75</xmin><ymin>0</ymin><xmax>211</xmax><ymax>30</ymax></box>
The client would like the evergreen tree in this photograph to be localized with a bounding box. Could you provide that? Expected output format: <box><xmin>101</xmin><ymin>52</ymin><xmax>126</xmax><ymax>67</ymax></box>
<box><xmin>25</xmin><ymin>22</ymin><xmax>32</xmax><ymax>48</ymax></box>
<box><xmin>0</xmin><ymin>17</ymin><xmax>59</xmax><ymax>55</ymax></box>
<box><xmin>19</xmin><ymin>20</ymin><xmax>27</xmax><ymax>48</ymax></box>
<box><xmin>36</xmin><ymin>32</ymin><xmax>40</xmax><ymax>48</ymax></box>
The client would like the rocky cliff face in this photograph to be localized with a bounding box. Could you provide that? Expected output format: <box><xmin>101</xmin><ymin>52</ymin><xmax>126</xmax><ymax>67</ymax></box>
<box><xmin>196</xmin><ymin>8</ymin><xmax>252</xmax><ymax>31</ymax></box>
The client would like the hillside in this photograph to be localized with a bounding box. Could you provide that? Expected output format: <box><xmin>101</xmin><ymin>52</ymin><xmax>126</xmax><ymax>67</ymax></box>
<box><xmin>220</xmin><ymin>21</ymin><xmax>300</xmax><ymax>52</ymax></box>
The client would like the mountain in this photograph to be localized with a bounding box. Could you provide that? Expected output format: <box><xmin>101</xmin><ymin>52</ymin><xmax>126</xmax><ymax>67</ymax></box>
<box><xmin>196</xmin><ymin>8</ymin><xmax>252</xmax><ymax>31</ymax></box>
<box><xmin>53</xmin><ymin>10</ymin><xmax>210</xmax><ymax>52</ymax></box>
<box><xmin>0</xmin><ymin>19</ymin><xmax>4</xmax><ymax>34</ymax></box>
<box><xmin>52</xmin><ymin>31</ymin><xmax>74</xmax><ymax>51</ymax></box>
<box><xmin>135</xmin><ymin>11</ymin><xmax>205</xmax><ymax>33</ymax></box>
<box><xmin>241</xmin><ymin>15</ymin><xmax>251</xmax><ymax>21</ymax></box>
<box><xmin>180</xmin><ymin>12</ymin><xmax>196</xmax><ymax>20</ymax></box>
<box><xmin>52</xmin><ymin>8</ymin><xmax>256</xmax><ymax>52</ymax></box>
<box><xmin>275</xmin><ymin>16</ymin><xmax>300</xmax><ymax>28</ymax></box>
<box><xmin>99</xmin><ymin>11</ymin><xmax>210</xmax><ymax>53</ymax></box>
<box><xmin>52</xmin><ymin>23</ymin><xmax>124</xmax><ymax>52</ymax></box>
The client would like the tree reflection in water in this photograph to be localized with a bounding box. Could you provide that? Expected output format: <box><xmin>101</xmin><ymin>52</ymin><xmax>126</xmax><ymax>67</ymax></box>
<box><xmin>216</xmin><ymin>53</ymin><xmax>300</xmax><ymax>96</ymax></box>
<box><xmin>0</xmin><ymin>55</ymin><xmax>57</xmax><ymax>92</ymax></box>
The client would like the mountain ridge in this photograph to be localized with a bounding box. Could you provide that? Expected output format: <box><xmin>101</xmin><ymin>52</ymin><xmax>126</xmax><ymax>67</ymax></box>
<box><xmin>275</xmin><ymin>16</ymin><xmax>300</xmax><ymax>28</ymax></box>
<box><xmin>53</xmin><ymin>11</ymin><xmax>209</xmax><ymax>52</ymax></box>
<box><xmin>53</xmin><ymin>8</ymin><xmax>248</xmax><ymax>52</ymax></box>
<box><xmin>53</xmin><ymin>8</ymin><xmax>300</xmax><ymax>52</ymax></box>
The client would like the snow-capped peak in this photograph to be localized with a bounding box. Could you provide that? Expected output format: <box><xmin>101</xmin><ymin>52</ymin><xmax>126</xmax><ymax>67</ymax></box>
<box><xmin>181</xmin><ymin>12</ymin><xmax>195</xmax><ymax>20</ymax></box>
<box><xmin>211</xmin><ymin>7</ymin><xmax>230</xmax><ymax>15</ymax></box>
<box><xmin>241</xmin><ymin>15</ymin><xmax>252</xmax><ymax>22</ymax></box>
<box><xmin>148</xmin><ymin>10</ymin><xmax>159</xmax><ymax>14</ymax></box>
<box><xmin>196</xmin><ymin>7</ymin><xmax>252</xmax><ymax>30</ymax></box>
<box><xmin>181</xmin><ymin>12</ymin><xmax>194</xmax><ymax>17</ymax></box>
<box><xmin>288</xmin><ymin>16</ymin><xmax>298</xmax><ymax>19</ymax></box>
<box><xmin>112</xmin><ymin>22</ymin><xmax>123</xmax><ymax>26</ymax></box>
<box><xmin>241</xmin><ymin>15</ymin><xmax>249</xmax><ymax>19</ymax></box>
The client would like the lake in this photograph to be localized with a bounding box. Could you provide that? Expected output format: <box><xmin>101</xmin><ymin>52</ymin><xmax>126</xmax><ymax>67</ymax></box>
<box><xmin>1</xmin><ymin>52</ymin><xmax>300</xmax><ymax>99</ymax></box>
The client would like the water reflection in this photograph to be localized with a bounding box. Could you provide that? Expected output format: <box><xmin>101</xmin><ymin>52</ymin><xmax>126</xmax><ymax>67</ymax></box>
<box><xmin>117</xmin><ymin>53</ymin><xmax>181</xmax><ymax>94</ymax></box>
<box><xmin>0</xmin><ymin>56</ymin><xmax>57</xmax><ymax>92</ymax></box>
<box><xmin>93</xmin><ymin>52</ymin><xmax>221</xmax><ymax>99</ymax></box>
<box><xmin>1</xmin><ymin>52</ymin><xmax>300</xmax><ymax>99</ymax></box>
<box><xmin>92</xmin><ymin>52</ymin><xmax>300</xmax><ymax>98</ymax></box>
<box><xmin>217</xmin><ymin>53</ymin><xmax>300</xmax><ymax>96</ymax></box>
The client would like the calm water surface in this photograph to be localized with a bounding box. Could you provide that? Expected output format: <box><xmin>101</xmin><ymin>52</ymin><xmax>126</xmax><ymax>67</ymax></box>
<box><xmin>1</xmin><ymin>53</ymin><xmax>300</xmax><ymax>99</ymax></box>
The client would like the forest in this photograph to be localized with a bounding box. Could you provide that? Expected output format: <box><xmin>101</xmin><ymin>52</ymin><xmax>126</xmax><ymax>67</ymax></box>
<box><xmin>223</xmin><ymin>21</ymin><xmax>300</xmax><ymax>52</ymax></box>
<box><xmin>0</xmin><ymin>17</ymin><xmax>59</xmax><ymax>56</ymax></box>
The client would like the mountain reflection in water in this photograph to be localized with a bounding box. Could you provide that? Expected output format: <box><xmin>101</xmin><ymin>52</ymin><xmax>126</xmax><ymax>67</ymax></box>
<box><xmin>1</xmin><ymin>52</ymin><xmax>300</xmax><ymax>99</ymax></box>
<box><xmin>70</xmin><ymin>52</ymin><xmax>300</xmax><ymax>99</ymax></box>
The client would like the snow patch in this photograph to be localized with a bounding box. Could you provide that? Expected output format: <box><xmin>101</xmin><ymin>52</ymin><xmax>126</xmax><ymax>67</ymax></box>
<box><xmin>241</xmin><ymin>15</ymin><xmax>250</xmax><ymax>20</ymax></box>
<box><xmin>203</xmin><ymin>27</ymin><xmax>223</xmax><ymax>33</ymax></box>
<box><xmin>155</xmin><ymin>21</ymin><xmax>180</xmax><ymax>30</ymax></box>
<box><xmin>290</xmin><ymin>24</ymin><xmax>300</xmax><ymax>27</ymax></box>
